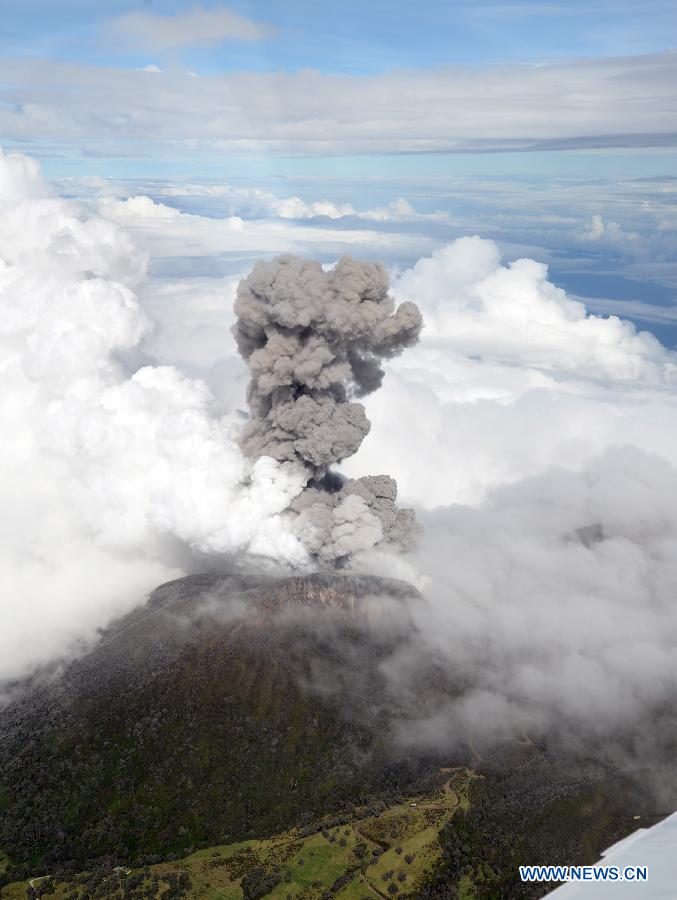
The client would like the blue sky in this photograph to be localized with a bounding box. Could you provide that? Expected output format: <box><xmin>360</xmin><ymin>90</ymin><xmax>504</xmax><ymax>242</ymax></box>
<box><xmin>1</xmin><ymin>1</ymin><xmax>677</xmax><ymax>176</ymax></box>
<box><xmin>1</xmin><ymin>1</ymin><xmax>676</xmax><ymax>345</ymax></box>
<box><xmin>4</xmin><ymin>0</ymin><xmax>677</xmax><ymax>73</ymax></box>
<box><xmin>0</xmin><ymin>1</ymin><xmax>674</xmax><ymax>190</ymax></box>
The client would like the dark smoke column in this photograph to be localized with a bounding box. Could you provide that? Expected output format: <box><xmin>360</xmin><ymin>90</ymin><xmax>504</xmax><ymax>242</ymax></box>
<box><xmin>233</xmin><ymin>254</ymin><xmax>423</xmax><ymax>564</ymax></box>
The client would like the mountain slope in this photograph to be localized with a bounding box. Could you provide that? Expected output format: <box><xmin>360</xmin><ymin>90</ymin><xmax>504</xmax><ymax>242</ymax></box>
<box><xmin>0</xmin><ymin>572</ymin><xmax>665</xmax><ymax>898</ymax></box>
<box><xmin>0</xmin><ymin>573</ymin><xmax>435</xmax><ymax>873</ymax></box>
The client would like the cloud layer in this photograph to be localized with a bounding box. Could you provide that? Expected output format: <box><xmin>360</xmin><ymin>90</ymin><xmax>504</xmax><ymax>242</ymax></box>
<box><xmin>2</xmin><ymin>52</ymin><xmax>677</xmax><ymax>156</ymax></box>
<box><xmin>383</xmin><ymin>446</ymin><xmax>677</xmax><ymax>770</ymax></box>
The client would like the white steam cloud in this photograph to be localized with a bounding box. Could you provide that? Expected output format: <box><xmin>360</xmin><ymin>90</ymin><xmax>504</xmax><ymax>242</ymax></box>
<box><xmin>0</xmin><ymin>151</ymin><xmax>315</xmax><ymax>684</ymax></box>
<box><xmin>3</xmin><ymin>149</ymin><xmax>677</xmax><ymax>765</ymax></box>
<box><xmin>366</xmin><ymin>444</ymin><xmax>677</xmax><ymax>783</ymax></box>
<box><xmin>350</xmin><ymin>239</ymin><xmax>677</xmax><ymax>758</ymax></box>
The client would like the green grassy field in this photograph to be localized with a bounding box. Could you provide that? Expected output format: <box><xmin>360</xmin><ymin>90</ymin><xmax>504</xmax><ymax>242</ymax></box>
<box><xmin>0</xmin><ymin>770</ymin><xmax>474</xmax><ymax>899</ymax></box>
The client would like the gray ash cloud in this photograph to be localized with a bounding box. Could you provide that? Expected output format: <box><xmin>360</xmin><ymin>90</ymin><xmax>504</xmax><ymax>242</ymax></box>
<box><xmin>233</xmin><ymin>254</ymin><xmax>422</xmax><ymax>563</ymax></box>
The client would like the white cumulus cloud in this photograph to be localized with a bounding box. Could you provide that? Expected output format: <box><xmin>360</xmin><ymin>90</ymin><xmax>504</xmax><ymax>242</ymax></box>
<box><xmin>0</xmin><ymin>151</ymin><xmax>312</xmax><ymax>685</ymax></box>
<box><xmin>343</xmin><ymin>236</ymin><xmax>677</xmax><ymax>506</ymax></box>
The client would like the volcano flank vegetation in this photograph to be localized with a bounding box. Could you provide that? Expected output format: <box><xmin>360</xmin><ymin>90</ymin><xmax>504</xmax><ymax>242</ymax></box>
<box><xmin>0</xmin><ymin>574</ymin><xmax>662</xmax><ymax>899</ymax></box>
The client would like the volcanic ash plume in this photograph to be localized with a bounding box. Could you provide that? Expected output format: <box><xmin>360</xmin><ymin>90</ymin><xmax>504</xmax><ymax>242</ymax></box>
<box><xmin>233</xmin><ymin>254</ymin><xmax>423</xmax><ymax>563</ymax></box>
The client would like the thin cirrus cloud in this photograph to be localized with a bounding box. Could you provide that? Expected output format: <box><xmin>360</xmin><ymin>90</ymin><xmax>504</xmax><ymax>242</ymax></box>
<box><xmin>1</xmin><ymin>51</ymin><xmax>676</xmax><ymax>157</ymax></box>
<box><xmin>106</xmin><ymin>4</ymin><xmax>275</xmax><ymax>51</ymax></box>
